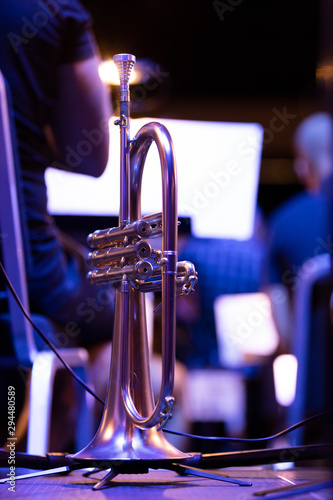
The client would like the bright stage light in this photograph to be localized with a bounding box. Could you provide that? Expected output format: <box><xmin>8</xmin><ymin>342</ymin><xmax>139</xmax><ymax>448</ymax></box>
<box><xmin>99</xmin><ymin>59</ymin><xmax>138</xmax><ymax>85</ymax></box>
<box><xmin>273</xmin><ymin>354</ymin><xmax>298</xmax><ymax>407</ymax></box>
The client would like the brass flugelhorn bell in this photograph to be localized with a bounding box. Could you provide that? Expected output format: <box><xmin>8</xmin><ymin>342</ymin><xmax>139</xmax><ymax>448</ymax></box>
<box><xmin>69</xmin><ymin>54</ymin><xmax>197</xmax><ymax>488</ymax></box>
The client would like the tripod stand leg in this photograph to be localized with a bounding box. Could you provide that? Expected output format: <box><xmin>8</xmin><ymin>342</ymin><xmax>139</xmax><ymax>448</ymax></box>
<box><xmin>93</xmin><ymin>468</ymin><xmax>120</xmax><ymax>490</ymax></box>
<box><xmin>170</xmin><ymin>463</ymin><xmax>252</xmax><ymax>486</ymax></box>
<box><xmin>82</xmin><ymin>467</ymin><xmax>104</xmax><ymax>477</ymax></box>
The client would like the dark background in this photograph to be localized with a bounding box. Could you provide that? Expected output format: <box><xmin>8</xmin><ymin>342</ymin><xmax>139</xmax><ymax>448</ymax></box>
<box><xmin>82</xmin><ymin>0</ymin><xmax>318</xmax><ymax>99</ymax></box>
<box><xmin>81</xmin><ymin>0</ymin><xmax>326</xmax><ymax>215</ymax></box>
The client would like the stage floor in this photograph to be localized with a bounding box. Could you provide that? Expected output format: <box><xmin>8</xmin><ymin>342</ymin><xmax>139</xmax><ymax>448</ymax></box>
<box><xmin>0</xmin><ymin>466</ymin><xmax>332</xmax><ymax>499</ymax></box>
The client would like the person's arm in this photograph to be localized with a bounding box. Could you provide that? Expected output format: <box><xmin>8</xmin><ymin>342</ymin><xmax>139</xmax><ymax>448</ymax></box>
<box><xmin>46</xmin><ymin>56</ymin><xmax>112</xmax><ymax>177</ymax></box>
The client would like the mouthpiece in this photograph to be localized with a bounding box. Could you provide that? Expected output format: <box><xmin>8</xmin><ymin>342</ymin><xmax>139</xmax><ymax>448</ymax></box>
<box><xmin>113</xmin><ymin>53</ymin><xmax>136</xmax><ymax>102</ymax></box>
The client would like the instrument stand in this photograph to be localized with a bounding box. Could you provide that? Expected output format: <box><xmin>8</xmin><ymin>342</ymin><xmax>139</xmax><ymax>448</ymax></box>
<box><xmin>2</xmin><ymin>443</ymin><xmax>331</xmax><ymax>490</ymax></box>
<box><xmin>82</xmin><ymin>461</ymin><xmax>252</xmax><ymax>490</ymax></box>
<box><xmin>0</xmin><ymin>458</ymin><xmax>251</xmax><ymax>490</ymax></box>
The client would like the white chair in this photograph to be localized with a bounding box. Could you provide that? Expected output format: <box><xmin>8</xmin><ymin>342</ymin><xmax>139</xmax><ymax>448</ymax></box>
<box><xmin>0</xmin><ymin>70</ymin><xmax>94</xmax><ymax>454</ymax></box>
<box><xmin>288</xmin><ymin>253</ymin><xmax>332</xmax><ymax>445</ymax></box>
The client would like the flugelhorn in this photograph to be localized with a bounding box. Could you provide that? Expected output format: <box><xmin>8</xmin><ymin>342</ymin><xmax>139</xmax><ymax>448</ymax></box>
<box><xmin>70</xmin><ymin>54</ymin><xmax>197</xmax><ymax>488</ymax></box>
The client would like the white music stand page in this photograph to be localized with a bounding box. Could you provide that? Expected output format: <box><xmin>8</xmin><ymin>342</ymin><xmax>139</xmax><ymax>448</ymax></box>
<box><xmin>45</xmin><ymin>118</ymin><xmax>263</xmax><ymax>240</ymax></box>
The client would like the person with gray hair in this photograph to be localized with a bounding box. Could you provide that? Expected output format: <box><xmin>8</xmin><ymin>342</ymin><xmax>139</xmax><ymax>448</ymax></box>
<box><xmin>293</xmin><ymin>112</ymin><xmax>333</xmax><ymax>192</ymax></box>
<box><xmin>266</xmin><ymin>112</ymin><xmax>333</xmax><ymax>289</ymax></box>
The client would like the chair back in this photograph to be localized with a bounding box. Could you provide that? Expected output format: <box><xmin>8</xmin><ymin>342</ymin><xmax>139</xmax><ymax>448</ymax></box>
<box><xmin>0</xmin><ymin>70</ymin><xmax>37</xmax><ymax>367</ymax></box>
<box><xmin>288</xmin><ymin>253</ymin><xmax>333</xmax><ymax>444</ymax></box>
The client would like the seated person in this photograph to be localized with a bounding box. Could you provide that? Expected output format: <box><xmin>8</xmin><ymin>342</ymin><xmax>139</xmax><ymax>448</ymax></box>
<box><xmin>0</xmin><ymin>0</ymin><xmax>114</xmax><ymax>350</ymax></box>
<box><xmin>0</xmin><ymin>0</ymin><xmax>113</xmax><ymax>450</ymax></box>
<box><xmin>267</xmin><ymin>112</ymin><xmax>333</xmax><ymax>295</ymax></box>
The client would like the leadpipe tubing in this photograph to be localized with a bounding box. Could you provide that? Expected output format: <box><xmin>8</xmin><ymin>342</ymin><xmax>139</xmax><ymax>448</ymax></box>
<box><xmin>113</xmin><ymin>53</ymin><xmax>136</xmax><ymax>228</ymax></box>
